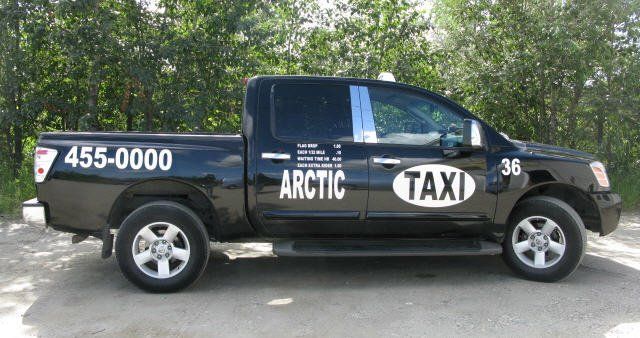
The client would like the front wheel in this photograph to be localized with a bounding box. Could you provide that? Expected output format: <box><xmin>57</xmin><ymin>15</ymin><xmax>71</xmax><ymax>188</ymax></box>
<box><xmin>503</xmin><ymin>196</ymin><xmax>586</xmax><ymax>282</ymax></box>
<box><xmin>115</xmin><ymin>201</ymin><xmax>210</xmax><ymax>292</ymax></box>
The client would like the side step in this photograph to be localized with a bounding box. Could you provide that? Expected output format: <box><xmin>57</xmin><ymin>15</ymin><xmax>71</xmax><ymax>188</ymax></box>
<box><xmin>273</xmin><ymin>239</ymin><xmax>502</xmax><ymax>257</ymax></box>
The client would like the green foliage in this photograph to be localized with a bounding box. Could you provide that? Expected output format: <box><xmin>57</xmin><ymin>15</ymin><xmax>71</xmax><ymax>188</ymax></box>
<box><xmin>0</xmin><ymin>157</ymin><xmax>35</xmax><ymax>215</ymax></box>
<box><xmin>610</xmin><ymin>172</ymin><xmax>640</xmax><ymax>210</ymax></box>
<box><xmin>433</xmin><ymin>0</ymin><xmax>640</xmax><ymax>169</ymax></box>
<box><xmin>0</xmin><ymin>0</ymin><xmax>639</xmax><ymax>213</ymax></box>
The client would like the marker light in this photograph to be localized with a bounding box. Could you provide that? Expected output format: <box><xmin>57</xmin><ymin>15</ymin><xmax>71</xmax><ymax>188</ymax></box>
<box><xmin>589</xmin><ymin>161</ymin><xmax>610</xmax><ymax>188</ymax></box>
<box><xmin>34</xmin><ymin>147</ymin><xmax>58</xmax><ymax>183</ymax></box>
<box><xmin>377</xmin><ymin>72</ymin><xmax>396</xmax><ymax>82</ymax></box>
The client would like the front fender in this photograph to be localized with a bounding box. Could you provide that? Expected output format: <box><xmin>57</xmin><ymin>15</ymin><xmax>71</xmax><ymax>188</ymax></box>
<box><xmin>492</xmin><ymin>149</ymin><xmax>596</xmax><ymax>228</ymax></box>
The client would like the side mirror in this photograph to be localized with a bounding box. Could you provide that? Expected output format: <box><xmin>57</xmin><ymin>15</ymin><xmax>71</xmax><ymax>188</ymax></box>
<box><xmin>463</xmin><ymin>119</ymin><xmax>484</xmax><ymax>148</ymax></box>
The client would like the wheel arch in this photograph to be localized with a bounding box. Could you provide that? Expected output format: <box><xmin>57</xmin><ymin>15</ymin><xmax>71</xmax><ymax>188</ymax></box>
<box><xmin>108</xmin><ymin>179</ymin><xmax>219</xmax><ymax>239</ymax></box>
<box><xmin>505</xmin><ymin>182</ymin><xmax>601</xmax><ymax>234</ymax></box>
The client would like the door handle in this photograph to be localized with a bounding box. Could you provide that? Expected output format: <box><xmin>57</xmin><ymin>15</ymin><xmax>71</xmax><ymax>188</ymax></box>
<box><xmin>261</xmin><ymin>152</ymin><xmax>291</xmax><ymax>160</ymax></box>
<box><xmin>373</xmin><ymin>157</ymin><xmax>401</xmax><ymax>165</ymax></box>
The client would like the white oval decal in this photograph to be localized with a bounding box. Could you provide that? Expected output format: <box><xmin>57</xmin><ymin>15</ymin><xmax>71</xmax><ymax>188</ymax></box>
<box><xmin>392</xmin><ymin>164</ymin><xmax>476</xmax><ymax>208</ymax></box>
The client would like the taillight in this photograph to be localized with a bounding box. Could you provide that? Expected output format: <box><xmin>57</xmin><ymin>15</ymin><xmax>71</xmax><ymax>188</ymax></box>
<box><xmin>590</xmin><ymin>161</ymin><xmax>610</xmax><ymax>188</ymax></box>
<box><xmin>34</xmin><ymin>147</ymin><xmax>58</xmax><ymax>183</ymax></box>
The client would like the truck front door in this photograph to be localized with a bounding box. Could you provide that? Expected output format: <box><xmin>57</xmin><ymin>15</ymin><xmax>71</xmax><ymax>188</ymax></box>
<box><xmin>254</xmin><ymin>80</ymin><xmax>369</xmax><ymax>236</ymax></box>
<box><xmin>361</xmin><ymin>84</ymin><xmax>497</xmax><ymax>237</ymax></box>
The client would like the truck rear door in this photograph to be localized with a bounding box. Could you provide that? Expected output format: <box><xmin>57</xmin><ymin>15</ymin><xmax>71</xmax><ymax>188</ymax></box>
<box><xmin>254</xmin><ymin>79</ymin><xmax>369</xmax><ymax>236</ymax></box>
<box><xmin>360</xmin><ymin>84</ymin><xmax>496</xmax><ymax>236</ymax></box>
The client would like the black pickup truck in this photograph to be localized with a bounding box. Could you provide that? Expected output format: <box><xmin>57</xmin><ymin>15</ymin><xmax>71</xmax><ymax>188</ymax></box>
<box><xmin>23</xmin><ymin>75</ymin><xmax>622</xmax><ymax>292</ymax></box>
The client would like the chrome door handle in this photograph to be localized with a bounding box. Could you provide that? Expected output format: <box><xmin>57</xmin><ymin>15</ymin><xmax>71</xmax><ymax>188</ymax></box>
<box><xmin>373</xmin><ymin>157</ymin><xmax>401</xmax><ymax>165</ymax></box>
<box><xmin>261</xmin><ymin>152</ymin><xmax>291</xmax><ymax>160</ymax></box>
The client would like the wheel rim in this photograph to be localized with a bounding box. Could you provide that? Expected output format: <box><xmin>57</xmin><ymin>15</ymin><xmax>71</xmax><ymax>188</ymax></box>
<box><xmin>131</xmin><ymin>222</ymin><xmax>190</xmax><ymax>279</ymax></box>
<box><xmin>511</xmin><ymin>216</ymin><xmax>566</xmax><ymax>269</ymax></box>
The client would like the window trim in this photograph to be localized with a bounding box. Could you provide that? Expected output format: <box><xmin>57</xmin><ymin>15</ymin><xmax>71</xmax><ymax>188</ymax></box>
<box><xmin>358</xmin><ymin>86</ymin><xmax>378</xmax><ymax>144</ymax></box>
<box><xmin>349</xmin><ymin>85</ymin><xmax>365</xmax><ymax>143</ymax></box>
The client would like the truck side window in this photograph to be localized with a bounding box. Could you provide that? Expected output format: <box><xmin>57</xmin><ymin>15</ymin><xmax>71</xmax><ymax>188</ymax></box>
<box><xmin>273</xmin><ymin>84</ymin><xmax>353</xmax><ymax>142</ymax></box>
<box><xmin>368</xmin><ymin>86</ymin><xmax>465</xmax><ymax>147</ymax></box>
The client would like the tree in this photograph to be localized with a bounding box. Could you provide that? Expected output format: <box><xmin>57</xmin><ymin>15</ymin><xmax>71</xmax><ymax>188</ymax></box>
<box><xmin>0</xmin><ymin>0</ymin><xmax>638</xmax><ymax>185</ymax></box>
<box><xmin>433</xmin><ymin>0</ymin><xmax>640</xmax><ymax>170</ymax></box>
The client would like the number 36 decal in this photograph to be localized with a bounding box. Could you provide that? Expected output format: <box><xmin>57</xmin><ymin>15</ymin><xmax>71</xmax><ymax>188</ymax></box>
<box><xmin>501</xmin><ymin>158</ymin><xmax>521</xmax><ymax>176</ymax></box>
<box><xmin>64</xmin><ymin>146</ymin><xmax>172</xmax><ymax>171</ymax></box>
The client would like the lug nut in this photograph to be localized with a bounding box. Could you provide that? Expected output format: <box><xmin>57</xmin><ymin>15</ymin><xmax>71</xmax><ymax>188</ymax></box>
<box><xmin>165</xmin><ymin>253</ymin><xmax>170</xmax><ymax>258</ymax></box>
<box><xmin>157</xmin><ymin>255</ymin><xmax>162</xmax><ymax>259</ymax></box>
<box><xmin>538</xmin><ymin>247</ymin><xmax>542</xmax><ymax>251</ymax></box>
<box><xmin>151</xmin><ymin>248</ymin><xmax>156</xmax><ymax>253</ymax></box>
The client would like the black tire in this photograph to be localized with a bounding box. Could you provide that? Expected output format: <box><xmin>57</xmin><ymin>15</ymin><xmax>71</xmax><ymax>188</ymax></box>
<box><xmin>115</xmin><ymin>201</ymin><xmax>210</xmax><ymax>292</ymax></box>
<box><xmin>503</xmin><ymin>196</ymin><xmax>586</xmax><ymax>282</ymax></box>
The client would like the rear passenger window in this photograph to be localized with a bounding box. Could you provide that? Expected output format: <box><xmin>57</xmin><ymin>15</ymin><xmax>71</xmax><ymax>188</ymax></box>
<box><xmin>272</xmin><ymin>84</ymin><xmax>353</xmax><ymax>142</ymax></box>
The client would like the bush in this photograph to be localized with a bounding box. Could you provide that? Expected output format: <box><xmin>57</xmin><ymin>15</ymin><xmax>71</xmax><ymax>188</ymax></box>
<box><xmin>0</xmin><ymin>159</ymin><xmax>36</xmax><ymax>215</ymax></box>
<box><xmin>610</xmin><ymin>171</ymin><xmax>640</xmax><ymax>211</ymax></box>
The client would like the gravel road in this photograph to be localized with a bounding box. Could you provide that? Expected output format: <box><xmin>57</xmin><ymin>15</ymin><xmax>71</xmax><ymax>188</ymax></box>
<box><xmin>1</xmin><ymin>212</ymin><xmax>639</xmax><ymax>337</ymax></box>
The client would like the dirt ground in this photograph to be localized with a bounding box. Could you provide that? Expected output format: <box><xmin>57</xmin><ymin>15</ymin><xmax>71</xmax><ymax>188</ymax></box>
<box><xmin>1</xmin><ymin>212</ymin><xmax>639</xmax><ymax>338</ymax></box>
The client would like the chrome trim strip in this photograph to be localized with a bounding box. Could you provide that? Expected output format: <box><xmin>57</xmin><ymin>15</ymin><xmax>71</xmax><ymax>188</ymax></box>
<box><xmin>366</xmin><ymin>211</ymin><xmax>490</xmax><ymax>221</ymax></box>
<box><xmin>261</xmin><ymin>153</ymin><xmax>291</xmax><ymax>160</ymax></box>
<box><xmin>263</xmin><ymin>210</ymin><xmax>360</xmax><ymax>220</ymax></box>
<box><xmin>358</xmin><ymin>86</ymin><xmax>378</xmax><ymax>143</ymax></box>
<box><xmin>349</xmin><ymin>85</ymin><xmax>364</xmax><ymax>143</ymax></box>
<box><xmin>373</xmin><ymin>157</ymin><xmax>401</xmax><ymax>165</ymax></box>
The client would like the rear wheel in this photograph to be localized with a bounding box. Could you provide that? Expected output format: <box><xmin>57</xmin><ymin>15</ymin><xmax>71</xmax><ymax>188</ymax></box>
<box><xmin>115</xmin><ymin>201</ymin><xmax>210</xmax><ymax>292</ymax></box>
<box><xmin>503</xmin><ymin>196</ymin><xmax>586</xmax><ymax>282</ymax></box>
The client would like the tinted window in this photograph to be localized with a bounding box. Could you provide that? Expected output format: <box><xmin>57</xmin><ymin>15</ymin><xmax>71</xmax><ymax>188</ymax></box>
<box><xmin>368</xmin><ymin>86</ymin><xmax>465</xmax><ymax>147</ymax></box>
<box><xmin>273</xmin><ymin>84</ymin><xmax>353</xmax><ymax>142</ymax></box>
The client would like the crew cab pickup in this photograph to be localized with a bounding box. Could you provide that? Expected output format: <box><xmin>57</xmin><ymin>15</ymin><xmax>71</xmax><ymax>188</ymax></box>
<box><xmin>23</xmin><ymin>75</ymin><xmax>622</xmax><ymax>292</ymax></box>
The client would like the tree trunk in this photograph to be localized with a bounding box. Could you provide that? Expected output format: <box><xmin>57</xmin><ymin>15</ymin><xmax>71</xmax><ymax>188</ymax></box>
<box><xmin>549</xmin><ymin>113</ymin><xmax>557</xmax><ymax>145</ymax></box>
<box><xmin>9</xmin><ymin>0</ymin><xmax>23</xmax><ymax>176</ymax></box>
<box><xmin>549</xmin><ymin>95</ymin><xmax>557</xmax><ymax>145</ymax></box>
<box><xmin>12</xmin><ymin>122</ymin><xmax>23</xmax><ymax>176</ymax></box>
<box><xmin>567</xmin><ymin>77</ymin><xmax>584</xmax><ymax>148</ymax></box>
<box><xmin>84</xmin><ymin>55</ymin><xmax>102</xmax><ymax>131</ymax></box>
<box><xmin>4</xmin><ymin>127</ymin><xmax>13</xmax><ymax>168</ymax></box>
<box><xmin>596</xmin><ymin>114</ymin><xmax>604</xmax><ymax>148</ymax></box>
<box><xmin>126</xmin><ymin>113</ymin><xmax>133</xmax><ymax>131</ymax></box>
<box><xmin>120</xmin><ymin>81</ymin><xmax>133</xmax><ymax>131</ymax></box>
<box><xmin>139</xmin><ymin>87</ymin><xmax>154</xmax><ymax>131</ymax></box>
<box><xmin>538</xmin><ymin>72</ymin><xmax>548</xmax><ymax>143</ymax></box>
<box><xmin>83</xmin><ymin>0</ymin><xmax>103</xmax><ymax>131</ymax></box>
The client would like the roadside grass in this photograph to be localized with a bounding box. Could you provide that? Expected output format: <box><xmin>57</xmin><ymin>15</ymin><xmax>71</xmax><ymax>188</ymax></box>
<box><xmin>0</xmin><ymin>160</ymin><xmax>35</xmax><ymax>215</ymax></box>
<box><xmin>611</xmin><ymin>171</ymin><xmax>640</xmax><ymax>211</ymax></box>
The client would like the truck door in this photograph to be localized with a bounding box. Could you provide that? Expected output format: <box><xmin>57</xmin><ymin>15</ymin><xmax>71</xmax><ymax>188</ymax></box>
<box><xmin>254</xmin><ymin>80</ymin><xmax>369</xmax><ymax>236</ymax></box>
<box><xmin>361</xmin><ymin>84</ymin><xmax>496</xmax><ymax>236</ymax></box>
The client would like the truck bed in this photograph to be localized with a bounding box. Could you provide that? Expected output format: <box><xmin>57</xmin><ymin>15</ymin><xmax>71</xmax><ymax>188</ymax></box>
<box><xmin>36</xmin><ymin>131</ymin><xmax>255</xmax><ymax>240</ymax></box>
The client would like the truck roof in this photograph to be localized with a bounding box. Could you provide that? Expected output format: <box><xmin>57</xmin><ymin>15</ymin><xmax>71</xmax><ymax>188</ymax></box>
<box><xmin>248</xmin><ymin>75</ymin><xmax>462</xmax><ymax>113</ymax></box>
<box><xmin>250</xmin><ymin>74</ymin><xmax>406</xmax><ymax>86</ymax></box>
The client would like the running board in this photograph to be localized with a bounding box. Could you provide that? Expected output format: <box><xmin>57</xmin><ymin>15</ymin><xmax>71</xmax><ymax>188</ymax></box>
<box><xmin>273</xmin><ymin>239</ymin><xmax>502</xmax><ymax>257</ymax></box>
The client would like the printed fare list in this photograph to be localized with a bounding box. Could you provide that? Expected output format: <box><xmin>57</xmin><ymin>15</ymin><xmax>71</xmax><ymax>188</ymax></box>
<box><xmin>295</xmin><ymin>143</ymin><xmax>342</xmax><ymax>169</ymax></box>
